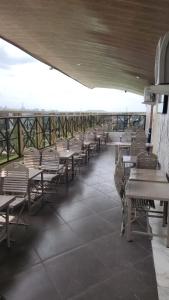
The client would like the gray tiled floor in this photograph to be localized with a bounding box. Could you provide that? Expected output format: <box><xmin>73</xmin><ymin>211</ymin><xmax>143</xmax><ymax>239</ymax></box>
<box><xmin>0</xmin><ymin>147</ymin><xmax>158</xmax><ymax>299</ymax></box>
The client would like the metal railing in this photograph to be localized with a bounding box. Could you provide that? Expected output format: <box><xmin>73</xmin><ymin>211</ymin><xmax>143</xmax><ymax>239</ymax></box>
<box><xmin>111</xmin><ymin>114</ymin><xmax>146</xmax><ymax>131</ymax></box>
<box><xmin>0</xmin><ymin>112</ymin><xmax>146</xmax><ymax>165</ymax></box>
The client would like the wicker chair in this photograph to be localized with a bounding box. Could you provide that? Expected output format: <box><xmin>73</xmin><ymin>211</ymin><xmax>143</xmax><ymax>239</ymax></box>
<box><xmin>122</xmin><ymin>130</ymin><xmax>132</xmax><ymax>142</ymax></box>
<box><xmin>1</xmin><ymin>162</ymin><xmax>29</xmax><ymax>225</ymax></box>
<box><xmin>40</xmin><ymin>148</ymin><xmax>65</xmax><ymax>186</ymax></box>
<box><xmin>135</xmin><ymin>134</ymin><xmax>147</xmax><ymax>144</ymax></box>
<box><xmin>84</xmin><ymin>131</ymin><xmax>97</xmax><ymax>156</ymax></box>
<box><xmin>130</xmin><ymin>141</ymin><xmax>146</xmax><ymax>156</ymax></box>
<box><xmin>69</xmin><ymin>138</ymin><xmax>87</xmax><ymax>173</ymax></box>
<box><xmin>27</xmin><ymin>148</ymin><xmax>65</xmax><ymax>200</ymax></box>
<box><xmin>23</xmin><ymin>147</ymin><xmax>41</xmax><ymax>168</ymax></box>
<box><xmin>56</xmin><ymin>138</ymin><xmax>68</xmax><ymax>151</ymax></box>
<box><xmin>126</xmin><ymin>152</ymin><xmax>161</xmax><ymax>238</ymax></box>
<box><xmin>136</xmin><ymin>152</ymin><xmax>158</xmax><ymax>170</ymax></box>
<box><xmin>135</xmin><ymin>151</ymin><xmax>158</xmax><ymax>210</ymax></box>
<box><xmin>114</xmin><ymin>159</ymin><xmax>126</xmax><ymax>235</ymax></box>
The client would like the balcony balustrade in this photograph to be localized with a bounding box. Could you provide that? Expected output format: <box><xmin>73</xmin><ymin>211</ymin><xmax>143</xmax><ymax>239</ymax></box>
<box><xmin>0</xmin><ymin>112</ymin><xmax>146</xmax><ymax>165</ymax></box>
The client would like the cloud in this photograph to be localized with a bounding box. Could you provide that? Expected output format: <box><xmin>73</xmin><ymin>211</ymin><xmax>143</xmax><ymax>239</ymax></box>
<box><xmin>0</xmin><ymin>38</ymin><xmax>145</xmax><ymax>112</ymax></box>
<box><xmin>0</xmin><ymin>39</ymin><xmax>35</xmax><ymax>69</ymax></box>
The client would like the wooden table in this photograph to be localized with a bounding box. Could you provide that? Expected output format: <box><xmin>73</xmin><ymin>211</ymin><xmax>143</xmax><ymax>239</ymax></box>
<box><xmin>129</xmin><ymin>168</ymin><xmax>168</xmax><ymax>226</ymax></box>
<box><xmin>0</xmin><ymin>168</ymin><xmax>44</xmax><ymax>213</ymax></box>
<box><xmin>123</xmin><ymin>155</ymin><xmax>137</xmax><ymax>165</ymax></box>
<box><xmin>125</xmin><ymin>181</ymin><xmax>169</xmax><ymax>247</ymax></box>
<box><xmin>57</xmin><ymin>150</ymin><xmax>75</xmax><ymax>183</ymax></box>
<box><xmin>112</xmin><ymin>142</ymin><xmax>131</xmax><ymax>163</ymax></box>
<box><xmin>0</xmin><ymin>195</ymin><xmax>16</xmax><ymax>247</ymax></box>
<box><xmin>28</xmin><ymin>168</ymin><xmax>43</xmax><ymax>180</ymax></box>
<box><xmin>83</xmin><ymin>141</ymin><xmax>91</xmax><ymax>147</ymax></box>
<box><xmin>122</xmin><ymin>155</ymin><xmax>137</xmax><ymax>178</ymax></box>
<box><xmin>104</xmin><ymin>131</ymin><xmax>109</xmax><ymax>143</ymax></box>
<box><xmin>28</xmin><ymin>168</ymin><xmax>44</xmax><ymax>211</ymax></box>
<box><xmin>111</xmin><ymin>142</ymin><xmax>131</xmax><ymax>147</ymax></box>
<box><xmin>83</xmin><ymin>141</ymin><xmax>94</xmax><ymax>160</ymax></box>
<box><xmin>129</xmin><ymin>168</ymin><xmax>167</xmax><ymax>183</ymax></box>
<box><xmin>96</xmin><ymin>134</ymin><xmax>102</xmax><ymax>151</ymax></box>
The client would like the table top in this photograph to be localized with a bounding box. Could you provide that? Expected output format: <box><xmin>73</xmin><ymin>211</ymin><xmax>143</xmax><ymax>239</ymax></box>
<box><xmin>146</xmin><ymin>143</ymin><xmax>153</xmax><ymax>148</ymax></box>
<box><xmin>28</xmin><ymin>168</ymin><xmax>43</xmax><ymax>179</ymax></box>
<box><xmin>126</xmin><ymin>181</ymin><xmax>169</xmax><ymax>201</ymax></box>
<box><xmin>0</xmin><ymin>168</ymin><xmax>43</xmax><ymax>180</ymax></box>
<box><xmin>111</xmin><ymin>141</ymin><xmax>153</xmax><ymax>148</ymax></box>
<box><xmin>83</xmin><ymin>141</ymin><xmax>92</xmax><ymax>146</ymax></box>
<box><xmin>111</xmin><ymin>142</ymin><xmax>131</xmax><ymax>146</ymax></box>
<box><xmin>57</xmin><ymin>150</ymin><xmax>75</xmax><ymax>159</ymax></box>
<box><xmin>0</xmin><ymin>195</ymin><xmax>16</xmax><ymax>210</ymax></box>
<box><xmin>123</xmin><ymin>155</ymin><xmax>137</xmax><ymax>164</ymax></box>
<box><xmin>129</xmin><ymin>168</ymin><xmax>167</xmax><ymax>183</ymax></box>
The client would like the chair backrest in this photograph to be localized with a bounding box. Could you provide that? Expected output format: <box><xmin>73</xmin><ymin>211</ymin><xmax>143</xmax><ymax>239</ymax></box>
<box><xmin>74</xmin><ymin>132</ymin><xmax>84</xmax><ymax>141</ymax></box>
<box><xmin>69</xmin><ymin>138</ymin><xmax>82</xmax><ymax>150</ymax></box>
<box><xmin>130</xmin><ymin>141</ymin><xmax>145</xmax><ymax>156</ymax></box>
<box><xmin>41</xmin><ymin>148</ymin><xmax>60</xmax><ymax>170</ymax></box>
<box><xmin>135</xmin><ymin>132</ymin><xmax>147</xmax><ymax>143</ymax></box>
<box><xmin>23</xmin><ymin>147</ymin><xmax>40</xmax><ymax>168</ymax></box>
<box><xmin>84</xmin><ymin>131</ymin><xmax>96</xmax><ymax>142</ymax></box>
<box><xmin>95</xmin><ymin>127</ymin><xmax>104</xmax><ymax>135</ymax></box>
<box><xmin>136</xmin><ymin>152</ymin><xmax>158</xmax><ymax>169</ymax></box>
<box><xmin>136</xmin><ymin>128</ymin><xmax>145</xmax><ymax>134</ymax></box>
<box><xmin>114</xmin><ymin>159</ymin><xmax>125</xmax><ymax>199</ymax></box>
<box><xmin>2</xmin><ymin>162</ymin><xmax>29</xmax><ymax>195</ymax></box>
<box><xmin>122</xmin><ymin>129</ymin><xmax>133</xmax><ymax>142</ymax></box>
<box><xmin>56</xmin><ymin>138</ymin><xmax>68</xmax><ymax>151</ymax></box>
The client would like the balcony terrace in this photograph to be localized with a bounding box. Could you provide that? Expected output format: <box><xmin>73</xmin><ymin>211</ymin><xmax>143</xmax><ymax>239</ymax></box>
<box><xmin>1</xmin><ymin>1</ymin><xmax>169</xmax><ymax>299</ymax></box>
<box><xmin>0</xmin><ymin>143</ymin><xmax>158</xmax><ymax>300</ymax></box>
<box><xmin>0</xmin><ymin>112</ymin><xmax>163</xmax><ymax>300</ymax></box>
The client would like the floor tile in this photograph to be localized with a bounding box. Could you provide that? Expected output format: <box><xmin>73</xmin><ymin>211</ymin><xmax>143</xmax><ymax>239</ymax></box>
<box><xmin>68</xmin><ymin>214</ymin><xmax>115</xmax><ymax>243</ymax></box>
<box><xmin>34</xmin><ymin>223</ymin><xmax>83</xmax><ymax>260</ymax></box>
<box><xmin>0</xmin><ymin>240</ymin><xmax>40</xmax><ymax>283</ymax></box>
<box><xmin>70</xmin><ymin>267</ymin><xmax>158</xmax><ymax>300</ymax></box>
<box><xmin>82</xmin><ymin>195</ymin><xmax>119</xmax><ymax>213</ymax></box>
<box><xmin>45</xmin><ymin>245</ymin><xmax>112</xmax><ymax>299</ymax></box>
<box><xmin>57</xmin><ymin>201</ymin><xmax>94</xmax><ymax>222</ymax></box>
<box><xmin>99</xmin><ymin>206</ymin><xmax>121</xmax><ymax>223</ymax></box>
<box><xmin>0</xmin><ymin>263</ymin><xmax>61</xmax><ymax>300</ymax></box>
<box><xmin>0</xmin><ymin>146</ymin><xmax>158</xmax><ymax>300</ymax></box>
<box><xmin>24</xmin><ymin>204</ymin><xmax>65</xmax><ymax>231</ymax></box>
<box><xmin>88</xmin><ymin>231</ymin><xmax>151</xmax><ymax>272</ymax></box>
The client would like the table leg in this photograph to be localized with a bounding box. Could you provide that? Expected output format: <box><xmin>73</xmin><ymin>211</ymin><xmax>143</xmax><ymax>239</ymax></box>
<box><xmin>65</xmin><ymin>159</ymin><xmax>68</xmax><ymax>184</ymax></box>
<box><xmin>41</xmin><ymin>171</ymin><xmax>44</xmax><ymax>195</ymax></box>
<box><xmin>98</xmin><ymin>138</ymin><xmax>101</xmax><ymax>151</ymax></box>
<box><xmin>123</xmin><ymin>162</ymin><xmax>126</xmax><ymax>178</ymax></box>
<box><xmin>85</xmin><ymin>149</ymin><xmax>88</xmax><ymax>164</ymax></box>
<box><xmin>115</xmin><ymin>145</ymin><xmax>118</xmax><ymax>163</ymax></box>
<box><xmin>105</xmin><ymin>133</ymin><xmax>108</xmax><ymax>144</ymax></box>
<box><xmin>167</xmin><ymin>202</ymin><xmax>169</xmax><ymax>247</ymax></box>
<box><xmin>71</xmin><ymin>156</ymin><xmax>74</xmax><ymax>180</ymax></box>
<box><xmin>6</xmin><ymin>205</ymin><xmax>10</xmax><ymax>248</ymax></box>
<box><xmin>127</xmin><ymin>197</ymin><xmax>132</xmax><ymax>242</ymax></box>
<box><xmin>88</xmin><ymin>146</ymin><xmax>90</xmax><ymax>160</ymax></box>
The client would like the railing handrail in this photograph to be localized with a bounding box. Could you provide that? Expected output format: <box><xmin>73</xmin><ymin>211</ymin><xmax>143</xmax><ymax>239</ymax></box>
<box><xmin>0</xmin><ymin>112</ymin><xmax>146</xmax><ymax>119</ymax></box>
<box><xmin>0</xmin><ymin>112</ymin><xmax>146</xmax><ymax>165</ymax></box>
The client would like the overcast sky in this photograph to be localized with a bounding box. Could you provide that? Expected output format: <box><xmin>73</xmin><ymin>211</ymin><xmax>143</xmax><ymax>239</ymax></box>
<box><xmin>0</xmin><ymin>38</ymin><xmax>145</xmax><ymax>112</ymax></box>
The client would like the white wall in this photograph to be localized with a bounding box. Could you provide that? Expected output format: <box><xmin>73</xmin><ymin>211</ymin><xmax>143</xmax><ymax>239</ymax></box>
<box><xmin>150</xmin><ymin>100</ymin><xmax>169</xmax><ymax>173</ymax></box>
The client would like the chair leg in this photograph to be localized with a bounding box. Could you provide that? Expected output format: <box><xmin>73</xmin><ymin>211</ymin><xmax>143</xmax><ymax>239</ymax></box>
<box><xmin>163</xmin><ymin>202</ymin><xmax>168</xmax><ymax>226</ymax></box>
<box><xmin>127</xmin><ymin>197</ymin><xmax>132</xmax><ymax>241</ymax></box>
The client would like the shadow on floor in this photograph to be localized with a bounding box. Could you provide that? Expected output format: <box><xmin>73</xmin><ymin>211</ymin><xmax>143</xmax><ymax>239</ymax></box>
<box><xmin>0</xmin><ymin>147</ymin><xmax>158</xmax><ymax>300</ymax></box>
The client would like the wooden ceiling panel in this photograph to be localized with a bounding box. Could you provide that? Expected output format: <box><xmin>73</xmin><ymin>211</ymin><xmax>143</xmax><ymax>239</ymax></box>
<box><xmin>0</xmin><ymin>0</ymin><xmax>169</xmax><ymax>94</ymax></box>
